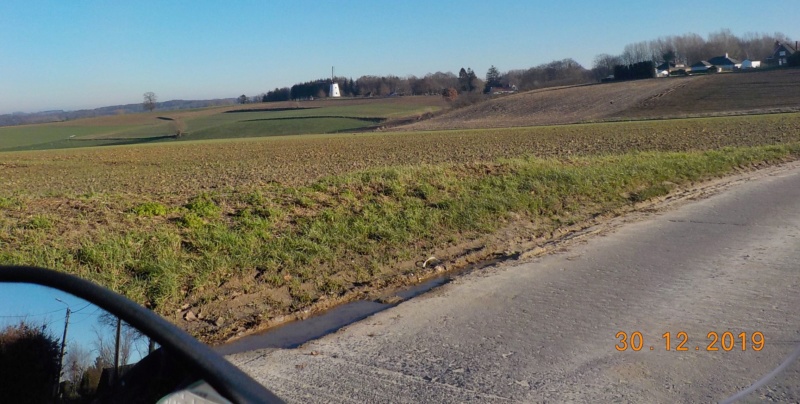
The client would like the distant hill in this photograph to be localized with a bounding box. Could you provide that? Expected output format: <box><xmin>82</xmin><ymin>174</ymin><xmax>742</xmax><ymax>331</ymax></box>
<box><xmin>0</xmin><ymin>98</ymin><xmax>236</xmax><ymax>127</ymax></box>
<box><xmin>613</xmin><ymin>68</ymin><xmax>800</xmax><ymax>120</ymax></box>
<box><xmin>400</xmin><ymin>69</ymin><xmax>800</xmax><ymax>131</ymax></box>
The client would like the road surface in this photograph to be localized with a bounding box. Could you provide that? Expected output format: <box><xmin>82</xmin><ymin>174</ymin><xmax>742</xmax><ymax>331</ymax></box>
<box><xmin>228</xmin><ymin>163</ymin><xmax>800</xmax><ymax>403</ymax></box>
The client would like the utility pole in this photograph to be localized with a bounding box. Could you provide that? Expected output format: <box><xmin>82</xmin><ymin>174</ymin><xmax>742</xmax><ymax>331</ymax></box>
<box><xmin>113</xmin><ymin>317</ymin><xmax>121</xmax><ymax>386</ymax></box>
<box><xmin>54</xmin><ymin>299</ymin><xmax>71</xmax><ymax>402</ymax></box>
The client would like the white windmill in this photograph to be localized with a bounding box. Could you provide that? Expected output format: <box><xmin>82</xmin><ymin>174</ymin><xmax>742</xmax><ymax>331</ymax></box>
<box><xmin>330</xmin><ymin>66</ymin><xmax>341</xmax><ymax>98</ymax></box>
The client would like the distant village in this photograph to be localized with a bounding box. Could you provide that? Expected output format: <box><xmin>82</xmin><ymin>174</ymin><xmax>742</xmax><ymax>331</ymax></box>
<box><xmin>653</xmin><ymin>41</ymin><xmax>797</xmax><ymax>78</ymax></box>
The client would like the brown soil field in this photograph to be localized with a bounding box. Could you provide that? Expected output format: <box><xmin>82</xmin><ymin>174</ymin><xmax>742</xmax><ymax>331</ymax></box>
<box><xmin>614</xmin><ymin>68</ymin><xmax>800</xmax><ymax>119</ymax></box>
<box><xmin>2</xmin><ymin>113</ymin><xmax>799</xmax><ymax>201</ymax></box>
<box><xmin>402</xmin><ymin>68</ymin><xmax>800</xmax><ymax>131</ymax></box>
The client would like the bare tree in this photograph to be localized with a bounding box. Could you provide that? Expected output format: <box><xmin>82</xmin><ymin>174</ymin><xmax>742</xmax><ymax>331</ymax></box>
<box><xmin>426</xmin><ymin>72</ymin><xmax>458</xmax><ymax>93</ymax></box>
<box><xmin>592</xmin><ymin>54</ymin><xmax>622</xmax><ymax>80</ymax></box>
<box><xmin>396</xmin><ymin>76</ymin><xmax>413</xmax><ymax>95</ymax></box>
<box><xmin>621</xmin><ymin>41</ymin><xmax>651</xmax><ymax>65</ymax></box>
<box><xmin>519</xmin><ymin>59</ymin><xmax>591</xmax><ymax>90</ymax></box>
<box><xmin>500</xmin><ymin>69</ymin><xmax>524</xmax><ymax>88</ymax></box>
<box><xmin>409</xmin><ymin>75</ymin><xmax>433</xmax><ymax>95</ymax></box>
<box><xmin>706</xmin><ymin>29</ymin><xmax>741</xmax><ymax>58</ymax></box>
<box><xmin>142</xmin><ymin>92</ymin><xmax>157</xmax><ymax>112</ymax></box>
<box><xmin>673</xmin><ymin>33</ymin><xmax>706</xmax><ymax>64</ymax></box>
<box><xmin>94</xmin><ymin>314</ymin><xmax>141</xmax><ymax>367</ymax></box>
<box><xmin>64</xmin><ymin>341</ymin><xmax>91</xmax><ymax>386</ymax></box>
<box><xmin>739</xmin><ymin>31</ymin><xmax>792</xmax><ymax>60</ymax></box>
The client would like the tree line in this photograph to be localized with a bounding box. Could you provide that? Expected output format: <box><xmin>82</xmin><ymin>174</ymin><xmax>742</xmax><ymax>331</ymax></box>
<box><xmin>248</xmin><ymin>56</ymin><xmax>617</xmax><ymax>103</ymax></box>
<box><xmin>592</xmin><ymin>29</ymin><xmax>793</xmax><ymax>80</ymax></box>
<box><xmin>244</xmin><ymin>60</ymin><xmax>596</xmax><ymax>104</ymax></box>
<box><xmin>246</xmin><ymin>73</ymin><xmax>467</xmax><ymax>103</ymax></box>
<box><xmin>239</xmin><ymin>29</ymin><xmax>794</xmax><ymax>104</ymax></box>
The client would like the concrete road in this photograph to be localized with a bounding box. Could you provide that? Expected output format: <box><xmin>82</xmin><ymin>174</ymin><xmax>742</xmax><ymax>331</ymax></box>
<box><xmin>228</xmin><ymin>163</ymin><xmax>800</xmax><ymax>403</ymax></box>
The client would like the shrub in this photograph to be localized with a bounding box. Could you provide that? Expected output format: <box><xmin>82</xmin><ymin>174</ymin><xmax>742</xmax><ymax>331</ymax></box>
<box><xmin>177</xmin><ymin>212</ymin><xmax>205</xmax><ymax>228</ymax></box>
<box><xmin>185</xmin><ymin>195</ymin><xmax>220</xmax><ymax>218</ymax></box>
<box><xmin>131</xmin><ymin>202</ymin><xmax>168</xmax><ymax>217</ymax></box>
<box><xmin>0</xmin><ymin>321</ymin><xmax>61</xmax><ymax>403</ymax></box>
<box><xmin>441</xmin><ymin>88</ymin><xmax>458</xmax><ymax>102</ymax></box>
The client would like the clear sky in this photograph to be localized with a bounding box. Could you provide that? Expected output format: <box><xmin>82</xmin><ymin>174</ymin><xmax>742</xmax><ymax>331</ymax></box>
<box><xmin>0</xmin><ymin>283</ymin><xmax>115</xmax><ymax>357</ymax></box>
<box><xmin>0</xmin><ymin>0</ymin><xmax>796</xmax><ymax>114</ymax></box>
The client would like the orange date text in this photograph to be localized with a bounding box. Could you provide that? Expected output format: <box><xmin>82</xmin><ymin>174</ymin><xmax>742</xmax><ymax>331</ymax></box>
<box><xmin>615</xmin><ymin>331</ymin><xmax>764</xmax><ymax>352</ymax></box>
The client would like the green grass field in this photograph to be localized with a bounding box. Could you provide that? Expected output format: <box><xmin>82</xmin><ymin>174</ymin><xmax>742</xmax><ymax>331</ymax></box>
<box><xmin>180</xmin><ymin>102</ymin><xmax>433</xmax><ymax>138</ymax></box>
<box><xmin>0</xmin><ymin>125</ymin><xmax>140</xmax><ymax>150</ymax></box>
<box><xmin>0</xmin><ymin>99</ymin><xmax>441</xmax><ymax>152</ymax></box>
<box><xmin>186</xmin><ymin>117</ymin><xmax>378</xmax><ymax>140</ymax></box>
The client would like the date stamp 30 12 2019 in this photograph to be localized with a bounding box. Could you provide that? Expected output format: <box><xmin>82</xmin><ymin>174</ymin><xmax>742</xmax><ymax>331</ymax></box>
<box><xmin>615</xmin><ymin>331</ymin><xmax>765</xmax><ymax>352</ymax></box>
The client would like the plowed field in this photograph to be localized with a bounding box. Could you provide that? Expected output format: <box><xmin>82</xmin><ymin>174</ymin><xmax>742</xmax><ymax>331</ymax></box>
<box><xmin>403</xmin><ymin>69</ymin><xmax>800</xmax><ymax>131</ymax></box>
<box><xmin>2</xmin><ymin>113</ymin><xmax>799</xmax><ymax>199</ymax></box>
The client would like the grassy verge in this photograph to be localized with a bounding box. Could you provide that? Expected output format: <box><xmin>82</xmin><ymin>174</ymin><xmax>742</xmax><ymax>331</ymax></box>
<box><xmin>2</xmin><ymin>143</ymin><xmax>798</xmax><ymax>338</ymax></box>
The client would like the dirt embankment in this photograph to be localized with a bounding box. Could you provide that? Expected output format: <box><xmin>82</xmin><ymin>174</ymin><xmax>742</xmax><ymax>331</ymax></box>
<box><xmin>399</xmin><ymin>79</ymin><xmax>696</xmax><ymax>130</ymax></box>
<box><xmin>401</xmin><ymin>69</ymin><xmax>800</xmax><ymax>131</ymax></box>
<box><xmin>613</xmin><ymin>68</ymin><xmax>800</xmax><ymax>119</ymax></box>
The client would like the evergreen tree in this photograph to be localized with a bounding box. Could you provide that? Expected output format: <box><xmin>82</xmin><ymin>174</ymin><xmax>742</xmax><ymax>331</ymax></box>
<box><xmin>484</xmin><ymin>65</ymin><xmax>502</xmax><ymax>92</ymax></box>
<box><xmin>458</xmin><ymin>68</ymin><xmax>469</xmax><ymax>92</ymax></box>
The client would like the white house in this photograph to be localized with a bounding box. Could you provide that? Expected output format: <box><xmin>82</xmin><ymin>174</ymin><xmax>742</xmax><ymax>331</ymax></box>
<box><xmin>740</xmin><ymin>59</ymin><xmax>762</xmax><ymax>69</ymax></box>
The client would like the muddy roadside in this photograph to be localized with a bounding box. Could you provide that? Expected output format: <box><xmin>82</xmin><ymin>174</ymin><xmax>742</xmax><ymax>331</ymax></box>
<box><xmin>188</xmin><ymin>159</ymin><xmax>800</xmax><ymax>346</ymax></box>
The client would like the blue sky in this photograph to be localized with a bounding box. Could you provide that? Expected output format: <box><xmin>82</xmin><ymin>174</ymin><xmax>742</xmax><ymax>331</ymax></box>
<box><xmin>1</xmin><ymin>283</ymin><xmax>151</xmax><ymax>364</ymax></box>
<box><xmin>0</xmin><ymin>283</ymin><xmax>113</xmax><ymax>356</ymax></box>
<box><xmin>0</xmin><ymin>0</ymin><xmax>796</xmax><ymax>114</ymax></box>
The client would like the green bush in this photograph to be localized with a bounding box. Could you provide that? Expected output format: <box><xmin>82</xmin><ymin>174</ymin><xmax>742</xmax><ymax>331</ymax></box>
<box><xmin>185</xmin><ymin>194</ymin><xmax>220</xmax><ymax>218</ymax></box>
<box><xmin>132</xmin><ymin>201</ymin><xmax>168</xmax><ymax>217</ymax></box>
<box><xmin>177</xmin><ymin>212</ymin><xmax>205</xmax><ymax>228</ymax></box>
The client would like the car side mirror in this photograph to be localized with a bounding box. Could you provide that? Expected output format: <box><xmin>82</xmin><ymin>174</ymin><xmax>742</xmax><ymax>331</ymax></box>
<box><xmin>0</xmin><ymin>266</ymin><xmax>283</xmax><ymax>404</ymax></box>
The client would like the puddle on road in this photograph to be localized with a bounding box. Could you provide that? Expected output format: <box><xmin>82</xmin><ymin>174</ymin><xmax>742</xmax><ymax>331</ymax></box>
<box><xmin>214</xmin><ymin>276</ymin><xmax>451</xmax><ymax>355</ymax></box>
<box><xmin>215</xmin><ymin>300</ymin><xmax>390</xmax><ymax>355</ymax></box>
<box><xmin>215</xmin><ymin>251</ymin><xmax>516</xmax><ymax>355</ymax></box>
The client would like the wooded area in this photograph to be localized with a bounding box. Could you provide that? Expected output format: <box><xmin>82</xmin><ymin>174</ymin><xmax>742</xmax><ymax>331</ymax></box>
<box><xmin>246</xmin><ymin>29</ymin><xmax>793</xmax><ymax>104</ymax></box>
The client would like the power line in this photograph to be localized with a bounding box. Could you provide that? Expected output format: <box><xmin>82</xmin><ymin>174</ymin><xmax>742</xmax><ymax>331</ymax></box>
<box><xmin>71</xmin><ymin>303</ymin><xmax>93</xmax><ymax>314</ymax></box>
<box><xmin>0</xmin><ymin>307</ymin><xmax>64</xmax><ymax>318</ymax></box>
<box><xmin>0</xmin><ymin>302</ymin><xmax>92</xmax><ymax>319</ymax></box>
<box><xmin>0</xmin><ymin>303</ymin><xmax>93</xmax><ymax>318</ymax></box>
